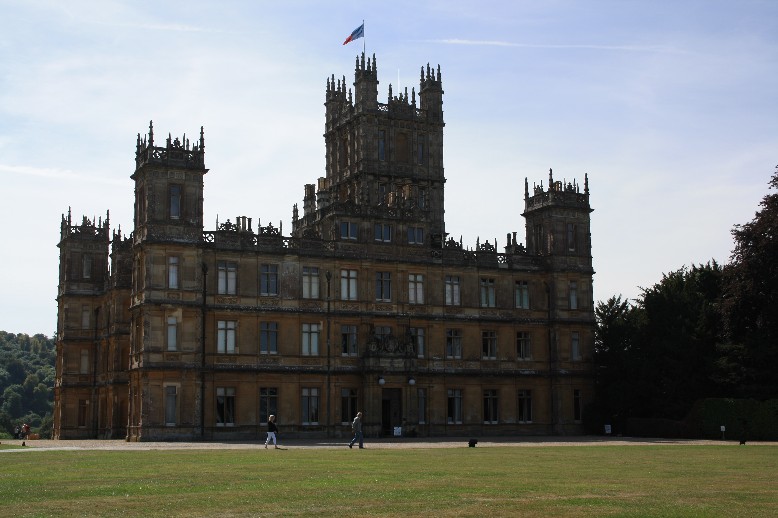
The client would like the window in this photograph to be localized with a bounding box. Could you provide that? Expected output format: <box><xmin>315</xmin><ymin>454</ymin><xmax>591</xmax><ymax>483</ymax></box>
<box><xmin>79</xmin><ymin>349</ymin><xmax>89</xmax><ymax>374</ymax></box>
<box><xmin>378</xmin><ymin>129</ymin><xmax>386</xmax><ymax>161</ymax></box>
<box><xmin>169</xmin><ymin>184</ymin><xmax>182</xmax><ymax>220</ymax></box>
<box><xmin>302</xmin><ymin>267</ymin><xmax>320</xmax><ymax>299</ymax></box>
<box><xmin>446</xmin><ymin>329</ymin><xmax>462</xmax><ymax>359</ymax></box>
<box><xmin>518</xmin><ymin>390</ymin><xmax>533</xmax><ymax>422</ymax></box>
<box><xmin>445</xmin><ymin>275</ymin><xmax>461</xmax><ymax>306</ymax></box>
<box><xmin>396</xmin><ymin>133</ymin><xmax>409</xmax><ymax>163</ymax></box>
<box><xmin>483</xmin><ymin>389</ymin><xmax>499</xmax><ymax>424</ymax></box>
<box><xmin>341</xmin><ymin>388</ymin><xmax>358</xmax><ymax>424</ymax></box>
<box><xmin>567</xmin><ymin>223</ymin><xmax>577</xmax><ymax>251</ymax></box>
<box><xmin>408</xmin><ymin>274</ymin><xmax>424</xmax><ymax>304</ymax></box>
<box><xmin>260</xmin><ymin>387</ymin><xmax>278</xmax><ymax>424</ymax></box>
<box><xmin>168</xmin><ymin>256</ymin><xmax>179</xmax><ymax>289</ymax></box>
<box><xmin>374</xmin><ymin>223</ymin><xmax>392</xmax><ymax>242</ymax></box>
<box><xmin>517</xmin><ymin>332</ymin><xmax>532</xmax><ymax>360</ymax></box>
<box><xmin>340</xmin><ymin>269</ymin><xmax>358</xmax><ymax>301</ymax></box>
<box><xmin>341</xmin><ymin>325</ymin><xmax>358</xmax><ymax>356</ymax></box>
<box><xmin>417</xmin><ymin>388</ymin><xmax>427</xmax><ymax>424</ymax></box>
<box><xmin>482</xmin><ymin>330</ymin><xmax>497</xmax><ymax>359</ymax></box>
<box><xmin>81</xmin><ymin>305</ymin><xmax>91</xmax><ymax>330</ymax></box>
<box><xmin>533</xmin><ymin>224</ymin><xmax>544</xmax><ymax>254</ymax></box>
<box><xmin>480</xmin><ymin>278</ymin><xmax>496</xmax><ymax>308</ymax></box>
<box><xmin>515</xmin><ymin>281</ymin><xmax>529</xmax><ymax>309</ymax></box>
<box><xmin>418</xmin><ymin>189</ymin><xmax>427</xmax><ymax>209</ymax></box>
<box><xmin>375</xmin><ymin>326</ymin><xmax>393</xmax><ymax>345</ymax></box>
<box><xmin>166</xmin><ymin>316</ymin><xmax>177</xmax><ymax>352</ymax></box>
<box><xmin>216</xmin><ymin>387</ymin><xmax>235</xmax><ymax>426</ymax></box>
<box><xmin>217</xmin><ymin>320</ymin><xmax>237</xmax><ymax>354</ymax></box>
<box><xmin>571</xmin><ymin>331</ymin><xmax>581</xmax><ymax>361</ymax></box>
<box><xmin>301</xmin><ymin>387</ymin><xmax>320</xmax><ymax>425</ymax></box>
<box><xmin>260</xmin><ymin>264</ymin><xmax>278</xmax><ymax>296</ymax></box>
<box><xmin>574</xmin><ymin>389</ymin><xmax>582</xmax><ymax>421</ymax></box>
<box><xmin>407</xmin><ymin>227</ymin><xmax>424</xmax><ymax>245</ymax></box>
<box><xmin>164</xmin><ymin>385</ymin><xmax>178</xmax><ymax>426</ymax></box>
<box><xmin>447</xmin><ymin>389</ymin><xmax>463</xmax><ymax>424</ymax></box>
<box><xmin>217</xmin><ymin>261</ymin><xmax>237</xmax><ymax>295</ymax></box>
<box><xmin>417</xmin><ymin>137</ymin><xmax>425</xmax><ymax>165</ymax></box>
<box><xmin>375</xmin><ymin>272</ymin><xmax>392</xmax><ymax>302</ymax></box>
<box><xmin>302</xmin><ymin>323</ymin><xmax>320</xmax><ymax>356</ymax></box>
<box><xmin>569</xmin><ymin>281</ymin><xmax>578</xmax><ymax>310</ymax></box>
<box><xmin>410</xmin><ymin>327</ymin><xmax>425</xmax><ymax>357</ymax></box>
<box><xmin>378</xmin><ymin>183</ymin><xmax>388</xmax><ymax>204</ymax></box>
<box><xmin>77</xmin><ymin>399</ymin><xmax>88</xmax><ymax>427</ymax></box>
<box><xmin>260</xmin><ymin>322</ymin><xmax>278</xmax><ymax>354</ymax></box>
<box><xmin>82</xmin><ymin>254</ymin><xmax>92</xmax><ymax>279</ymax></box>
<box><xmin>340</xmin><ymin>221</ymin><xmax>358</xmax><ymax>240</ymax></box>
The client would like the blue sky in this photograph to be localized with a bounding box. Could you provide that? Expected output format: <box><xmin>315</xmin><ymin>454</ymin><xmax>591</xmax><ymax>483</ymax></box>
<box><xmin>1</xmin><ymin>0</ymin><xmax>776</xmax><ymax>335</ymax></box>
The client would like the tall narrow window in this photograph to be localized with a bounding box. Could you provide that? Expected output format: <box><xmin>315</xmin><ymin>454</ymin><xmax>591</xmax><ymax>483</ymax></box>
<box><xmin>375</xmin><ymin>272</ymin><xmax>392</xmax><ymax>302</ymax></box>
<box><xmin>302</xmin><ymin>266</ymin><xmax>320</xmax><ymax>299</ymax></box>
<box><xmin>216</xmin><ymin>387</ymin><xmax>235</xmax><ymax>426</ymax></box>
<box><xmin>82</xmin><ymin>254</ymin><xmax>92</xmax><ymax>279</ymax></box>
<box><xmin>483</xmin><ymin>389</ymin><xmax>499</xmax><ymax>424</ymax></box>
<box><xmin>571</xmin><ymin>331</ymin><xmax>581</xmax><ymax>361</ymax></box>
<box><xmin>260</xmin><ymin>322</ymin><xmax>278</xmax><ymax>354</ymax></box>
<box><xmin>79</xmin><ymin>349</ymin><xmax>89</xmax><ymax>374</ymax></box>
<box><xmin>410</xmin><ymin>327</ymin><xmax>425</xmax><ymax>357</ymax></box>
<box><xmin>567</xmin><ymin>223</ymin><xmax>578</xmax><ymax>251</ymax></box>
<box><xmin>217</xmin><ymin>320</ymin><xmax>237</xmax><ymax>354</ymax></box>
<box><xmin>480</xmin><ymin>278</ymin><xmax>496</xmax><ymax>307</ymax></box>
<box><xmin>301</xmin><ymin>387</ymin><xmax>320</xmax><ymax>425</ymax></box>
<box><xmin>169</xmin><ymin>184</ymin><xmax>182</xmax><ymax>220</ymax></box>
<box><xmin>217</xmin><ymin>261</ymin><xmax>237</xmax><ymax>295</ymax></box>
<box><xmin>260</xmin><ymin>264</ymin><xmax>278</xmax><ymax>296</ymax></box>
<box><xmin>417</xmin><ymin>136</ymin><xmax>425</xmax><ymax>165</ymax></box>
<box><xmin>569</xmin><ymin>281</ymin><xmax>578</xmax><ymax>310</ymax></box>
<box><xmin>417</xmin><ymin>388</ymin><xmax>427</xmax><ymax>424</ymax></box>
<box><xmin>515</xmin><ymin>281</ymin><xmax>529</xmax><ymax>309</ymax></box>
<box><xmin>374</xmin><ymin>223</ymin><xmax>392</xmax><ymax>242</ymax></box>
<box><xmin>574</xmin><ymin>389</ymin><xmax>582</xmax><ymax>421</ymax></box>
<box><xmin>259</xmin><ymin>387</ymin><xmax>278</xmax><ymax>424</ymax></box>
<box><xmin>517</xmin><ymin>331</ymin><xmax>532</xmax><ymax>360</ymax></box>
<box><xmin>168</xmin><ymin>256</ymin><xmax>179</xmax><ymax>289</ymax></box>
<box><xmin>302</xmin><ymin>323</ymin><xmax>320</xmax><ymax>356</ymax></box>
<box><xmin>445</xmin><ymin>275</ymin><xmax>461</xmax><ymax>306</ymax></box>
<box><xmin>533</xmin><ymin>224</ymin><xmax>544</xmax><ymax>254</ymax></box>
<box><xmin>408</xmin><ymin>274</ymin><xmax>424</xmax><ymax>304</ymax></box>
<box><xmin>446</xmin><ymin>329</ymin><xmax>462</xmax><ymax>359</ymax></box>
<box><xmin>396</xmin><ymin>132</ymin><xmax>409</xmax><ymax>163</ymax></box>
<box><xmin>77</xmin><ymin>399</ymin><xmax>88</xmax><ymax>427</ymax></box>
<box><xmin>81</xmin><ymin>305</ymin><xmax>91</xmax><ymax>330</ymax></box>
<box><xmin>341</xmin><ymin>325</ymin><xmax>358</xmax><ymax>356</ymax></box>
<box><xmin>482</xmin><ymin>330</ymin><xmax>497</xmax><ymax>359</ymax></box>
<box><xmin>164</xmin><ymin>385</ymin><xmax>178</xmax><ymax>426</ymax></box>
<box><xmin>378</xmin><ymin>183</ymin><xmax>388</xmax><ymax>204</ymax></box>
<box><xmin>166</xmin><ymin>316</ymin><xmax>178</xmax><ymax>351</ymax></box>
<box><xmin>378</xmin><ymin>130</ymin><xmax>386</xmax><ymax>161</ymax></box>
<box><xmin>447</xmin><ymin>389</ymin><xmax>463</xmax><ymax>424</ymax></box>
<box><xmin>418</xmin><ymin>188</ymin><xmax>427</xmax><ymax>209</ymax></box>
<box><xmin>340</xmin><ymin>269</ymin><xmax>357</xmax><ymax>301</ymax></box>
<box><xmin>518</xmin><ymin>390</ymin><xmax>533</xmax><ymax>422</ymax></box>
<box><xmin>341</xmin><ymin>388</ymin><xmax>358</xmax><ymax>423</ymax></box>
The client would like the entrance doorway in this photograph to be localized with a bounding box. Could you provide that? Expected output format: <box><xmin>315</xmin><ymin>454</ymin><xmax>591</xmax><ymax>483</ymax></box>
<box><xmin>381</xmin><ymin>388</ymin><xmax>402</xmax><ymax>436</ymax></box>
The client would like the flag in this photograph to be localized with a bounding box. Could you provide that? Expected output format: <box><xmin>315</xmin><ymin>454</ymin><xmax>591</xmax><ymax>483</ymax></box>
<box><xmin>343</xmin><ymin>23</ymin><xmax>364</xmax><ymax>45</ymax></box>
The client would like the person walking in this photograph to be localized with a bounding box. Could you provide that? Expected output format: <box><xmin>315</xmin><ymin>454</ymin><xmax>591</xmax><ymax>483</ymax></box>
<box><xmin>348</xmin><ymin>411</ymin><xmax>364</xmax><ymax>449</ymax></box>
<box><xmin>265</xmin><ymin>415</ymin><xmax>279</xmax><ymax>449</ymax></box>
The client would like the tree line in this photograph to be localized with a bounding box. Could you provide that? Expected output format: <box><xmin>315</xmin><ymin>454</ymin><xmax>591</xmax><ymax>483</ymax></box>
<box><xmin>591</xmin><ymin>169</ymin><xmax>778</xmax><ymax>434</ymax></box>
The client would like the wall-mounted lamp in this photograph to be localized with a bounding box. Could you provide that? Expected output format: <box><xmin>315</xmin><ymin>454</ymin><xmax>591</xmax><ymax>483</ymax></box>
<box><xmin>378</xmin><ymin>376</ymin><xmax>385</xmax><ymax>385</ymax></box>
<box><xmin>408</xmin><ymin>377</ymin><xmax>416</xmax><ymax>386</ymax></box>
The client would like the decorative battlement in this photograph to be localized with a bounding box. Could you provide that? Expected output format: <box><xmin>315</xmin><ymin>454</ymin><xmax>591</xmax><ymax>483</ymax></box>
<box><xmin>134</xmin><ymin>120</ymin><xmax>205</xmax><ymax>170</ymax></box>
<box><xmin>420</xmin><ymin>62</ymin><xmax>443</xmax><ymax>92</ymax></box>
<box><xmin>60</xmin><ymin>207</ymin><xmax>110</xmax><ymax>241</ymax></box>
<box><xmin>524</xmin><ymin>169</ymin><xmax>590</xmax><ymax>211</ymax></box>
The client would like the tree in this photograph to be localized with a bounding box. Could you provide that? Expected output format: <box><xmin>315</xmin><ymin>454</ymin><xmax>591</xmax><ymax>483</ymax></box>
<box><xmin>721</xmin><ymin>168</ymin><xmax>778</xmax><ymax>398</ymax></box>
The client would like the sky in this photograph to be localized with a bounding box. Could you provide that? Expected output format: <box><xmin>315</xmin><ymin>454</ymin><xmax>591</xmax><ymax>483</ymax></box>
<box><xmin>1</xmin><ymin>0</ymin><xmax>776</xmax><ymax>336</ymax></box>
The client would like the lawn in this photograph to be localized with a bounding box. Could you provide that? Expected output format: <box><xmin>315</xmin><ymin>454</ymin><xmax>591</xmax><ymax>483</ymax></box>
<box><xmin>0</xmin><ymin>444</ymin><xmax>775</xmax><ymax>517</ymax></box>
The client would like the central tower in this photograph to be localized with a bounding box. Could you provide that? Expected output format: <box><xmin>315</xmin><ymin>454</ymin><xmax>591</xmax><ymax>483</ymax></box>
<box><xmin>293</xmin><ymin>54</ymin><xmax>446</xmax><ymax>246</ymax></box>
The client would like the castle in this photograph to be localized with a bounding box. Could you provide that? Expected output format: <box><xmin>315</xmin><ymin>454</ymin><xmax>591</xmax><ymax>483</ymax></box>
<box><xmin>54</xmin><ymin>54</ymin><xmax>595</xmax><ymax>441</ymax></box>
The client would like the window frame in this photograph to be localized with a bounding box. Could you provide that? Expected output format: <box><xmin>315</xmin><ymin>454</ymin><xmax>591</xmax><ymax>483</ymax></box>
<box><xmin>482</xmin><ymin>330</ymin><xmax>497</xmax><ymax>359</ymax></box>
<box><xmin>302</xmin><ymin>323</ymin><xmax>321</xmax><ymax>356</ymax></box>
<box><xmin>302</xmin><ymin>266</ymin><xmax>320</xmax><ymax>299</ymax></box>
<box><xmin>483</xmin><ymin>389</ymin><xmax>499</xmax><ymax>424</ymax></box>
<box><xmin>445</xmin><ymin>275</ymin><xmax>461</xmax><ymax>306</ymax></box>
<box><xmin>408</xmin><ymin>273</ymin><xmax>424</xmax><ymax>304</ymax></box>
<box><xmin>260</xmin><ymin>264</ymin><xmax>279</xmax><ymax>296</ymax></box>
<box><xmin>480</xmin><ymin>278</ymin><xmax>496</xmax><ymax>308</ymax></box>
<box><xmin>217</xmin><ymin>261</ymin><xmax>237</xmax><ymax>295</ymax></box>
<box><xmin>447</xmin><ymin>388</ymin><xmax>463</xmax><ymax>424</ymax></box>
<box><xmin>446</xmin><ymin>329</ymin><xmax>462</xmax><ymax>359</ymax></box>
<box><xmin>217</xmin><ymin>320</ymin><xmax>237</xmax><ymax>354</ymax></box>
<box><xmin>301</xmin><ymin>387</ymin><xmax>320</xmax><ymax>425</ymax></box>
<box><xmin>341</xmin><ymin>324</ymin><xmax>358</xmax><ymax>356</ymax></box>
<box><xmin>216</xmin><ymin>387</ymin><xmax>236</xmax><ymax>427</ymax></box>
<box><xmin>340</xmin><ymin>269</ymin><xmax>358</xmax><ymax>301</ymax></box>
<box><xmin>260</xmin><ymin>321</ymin><xmax>278</xmax><ymax>355</ymax></box>
<box><xmin>375</xmin><ymin>271</ymin><xmax>392</xmax><ymax>302</ymax></box>
<box><xmin>515</xmin><ymin>280</ymin><xmax>529</xmax><ymax>309</ymax></box>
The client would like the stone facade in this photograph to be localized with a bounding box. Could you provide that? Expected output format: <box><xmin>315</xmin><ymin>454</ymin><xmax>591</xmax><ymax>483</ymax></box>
<box><xmin>54</xmin><ymin>54</ymin><xmax>595</xmax><ymax>441</ymax></box>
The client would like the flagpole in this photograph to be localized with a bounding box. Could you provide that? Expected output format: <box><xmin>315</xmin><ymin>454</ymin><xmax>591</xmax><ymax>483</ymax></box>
<box><xmin>362</xmin><ymin>19</ymin><xmax>366</xmax><ymax>56</ymax></box>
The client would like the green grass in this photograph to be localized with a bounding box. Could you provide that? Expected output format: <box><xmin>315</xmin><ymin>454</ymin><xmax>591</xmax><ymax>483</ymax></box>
<box><xmin>0</xmin><ymin>445</ymin><xmax>776</xmax><ymax>517</ymax></box>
